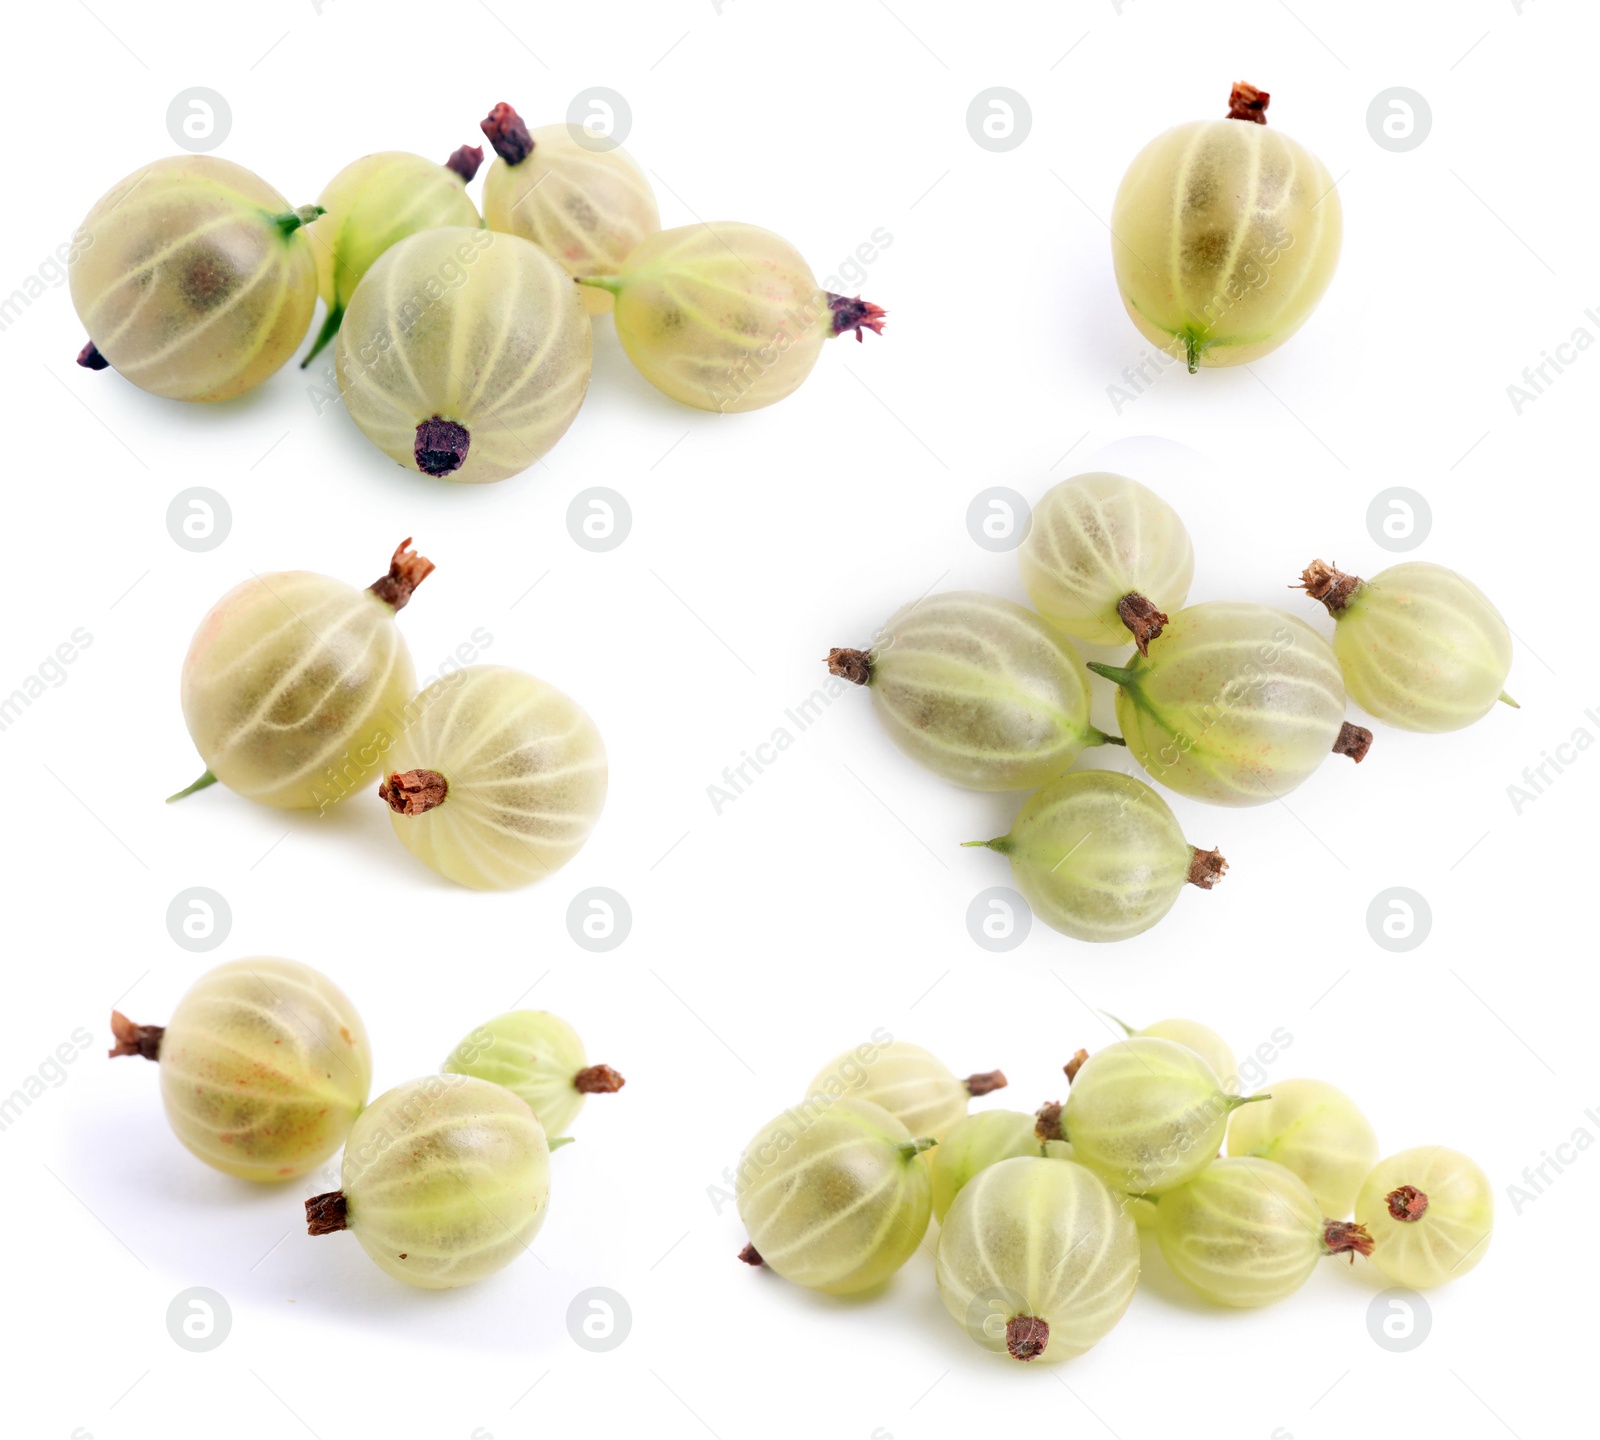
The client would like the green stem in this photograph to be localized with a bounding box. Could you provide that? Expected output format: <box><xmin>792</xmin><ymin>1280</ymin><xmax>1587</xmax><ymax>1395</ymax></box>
<box><xmin>578</xmin><ymin>275</ymin><xmax>623</xmax><ymax>296</ymax></box>
<box><xmin>961</xmin><ymin>836</ymin><xmax>1010</xmax><ymax>853</ymax></box>
<box><xmin>1226</xmin><ymin>1092</ymin><xmax>1270</xmax><ymax>1111</ymax></box>
<box><xmin>166</xmin><ymin>769</ymin><xmax>218</xmax><ymax>803</ymax></box>
<box><xmin>900</xmin><ymin>1137</ymin><xmax>938</xmax><ymax>1160</ymax></box>
<box><xmin>1499</xmin><ymin>691</ymin><xmax>1520</xmax><ymax>709</ymax></box>
<box><xmin>300</xmin><ymin>302</ymin><xmax>345</xmax><ymax>368</ymax></box>
<box><xmin>1185</xmin><ymin>333</ymin><xmax>1200</xmax><ymax>373</ymax></box>
<box><xmin>549</xmin><ymin>1135</ymin><xmax>577</xmax><ymax>1150</ymax></box>
<box><xmin>1085</xmin><ymin>661</ymin><xmax>1138</xmax><ymax>688</ymax></box>
<box><xmin>1103</xmin><ymin>1012</ymin><xmax>1135</xmax><ymax>1037</ymax></box>
<box><xmin>271</xmin><ymin>204</ymin><xmax>324</xmax><ymax>238</ymax></box>
<box><xmin>1093</xmin><ymin>729</ymin><xmax>1127</xmax><ymax>748</ymax></box>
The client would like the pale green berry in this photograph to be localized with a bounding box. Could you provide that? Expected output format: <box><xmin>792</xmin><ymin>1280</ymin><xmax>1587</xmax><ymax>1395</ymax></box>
<box><xmin>806</xmin><ymin>1041</ymin><xmax>1006</xmax><ymax>1144</ymax></box>
<box><xmin>1226</xmin><ymin>1078</ymin><xmax>1378</xmax><ymax>1218</ymax></box>
<box><xmin>931</xmin><ymin>1110</ymin><xmax>1050</xmax><ymax>1222</ymax></box>
<box><xmin>1108</xmin><ymin>1016</ymin><xmax>1236</xmax><ymax>1084</ymax></box>
<box><xmin>1355</xmin><ymin>1146</ymin><xmax>1493</xmax><ymax>1289</ymax></box>
<box><xmin>443</xmin><ymin>1011</ymin><xmax>623</xmax><ymax>1137</ymax></box>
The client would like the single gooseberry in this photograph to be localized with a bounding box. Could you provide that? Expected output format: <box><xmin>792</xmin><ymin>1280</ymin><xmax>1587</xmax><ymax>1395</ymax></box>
<box><xmin>1110</xmin><ymin>82</ymin><xmax>1342</xmax><ymax>371</ymax></box>
<box><xmin>1226</xmin><ymin>1077</ymin><xmax>1379</xmax><ymax>1219</ymax></box>
<box><xmin>109</xmin><ymin>957</ymin><xmax>370</xmax><ymax>1182</ymax></box>
<box><xmin>172</xmin><ymin>539</ymin><xmax>432</xmax><ymax>811</ymax></box>
<box><xmin>479</xmin><ymin>101</ymin><xmax>660</xmax><ymax>316</ymax></box>
<box><xmin>1018</xmin><ymin>472</ymin><xmax>1194</xmax><ymax>654</ymax></box>
<box><xmin>1298</xmin><ymin>559</ymin><xmax>1518</xmax><ymax>732</ymax></box>
<box><xmin>301</xmin><ymin>144</ymin><xmax>484</xmax><ymax>364</ymax></box>
<box><xmin>735</xmin><ymin>1097</ymin><xmax>934</xmax><ymax>1294</ymax></box>
<box><xmin>1155</xmin><ymin>1157</ymin><xmax>1373</xmax><ymax>1307</ymax></box>
<box><xmin>581</xmin><ymin>221</ymin><xmax>885</xmax><ymax>412</ymax></box>
<box><xmin>965</xmin><ymin>770</ymin><xmax>1227</xmax><ymax>943</ymax></box>
<box><xmin>335</xmin><ymin>227</ymin><xmax>592</xmax><ymax>483</ymax></box>
<box><xmin>379</xmin><ymin>665</ymin><xmax>607</xmax><ymax>891</ymax></box>
<box><xmin>931</xmin><ymin>1110</ymin><xmax>1055</xmax><ymax>1222</ymax></box>
<box><xmin>306</xmin><ymin>1074</ymin><xmax>551</xmax><ymax>1289</ymax></box>
<box><xmin>828</xmin><ymin>591</ymin><xmax>1121</xmax><ymax>791</ymax></box>
<box><xmin>936</xmin><ymin>1156</ymin><xmax>1139</xmax><ymax>1363</ymax></box>
<box><xmin>1087</xmin><ymin>601</ymin><xmax>1373</xmax><ymax>806</ymax></box>
<box><xmin>70</xmin><ymin>155</ymin><xmax>320</xmax><ymax>400</ymax></box>
<box><xmin>443</xmin><ymin>1010</ymin><xmax>623</xmax><ymax>1137</ymax></box>
<box><xmin>1105</xmin><ymin>1015</ymin><xmax>1236</xmax><ymax>1084</ymax></box>
<box><xmin>1354</xmin><ymin>1146</ymin><xmax>1493</xmax><ymax>1289</ymax></box>
<box><xmin>806</xmin><ymin>1041</ymin><xmax>1006</xmax><ymax>1144</ymax></box>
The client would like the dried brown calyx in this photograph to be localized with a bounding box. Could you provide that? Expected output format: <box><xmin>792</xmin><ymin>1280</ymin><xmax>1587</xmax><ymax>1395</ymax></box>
<box><xmin>1227</xmin><ymin>82</ymin><xmax>1270</xmax><ymax>123</ymax></box>
<box><xmin>574</xmin><ymin>1064</ymin><xmax>626</xmax><ymax>1095</ymax></box>
<box><xmin>737</xmin><ymin>1242</ymin><xmax>763</xmax><ymax>1267</ymax></box>
<box><xmin>1064</xmin><ymin>1048</ymin><xmax>1089</xmax><ymax>1083</ymax></box>
<box><xmin>305</xmin><ymin>1191</ymin><xmax>349</xmax><ymax>1235</ymax></box>
<box><xmin>827</xmin><ymin>294</ymin><xmax>888</xmax><ymax>342</ymax></box>
<box><xmin>414</xmin><ymin>417</ymin><xmax>471</xmax><ymax>477</ymax></box>
<box><xmin>1297</xmin><ymin>558</ymin><xmax>1364</xmax><ymax>614</ymax></box>
<box><xmin>368</xmin><ymin>537</ymin><xmax>436</xmax><ymax>611</ymax></box>
<box><xmin>1117</xmin><ymin>594</ymin><xmax>1169</xmax><ymax>656</ymax></box>
<box><xmin>1006</xmin><ymin>1314</ymin><xmax>1050</xmax><ymax>1361</ymax></box>
<box><xmin>107</xmin><ymin>1011</ymin><xmax>163</xmax><ymax>1061</ymax></box>
<box><xmin>1323</xmin><ymin>1220</ymin><xmax>1375</xmax><ymax>1259</ymax></box>
<box><xmin>445</xmin><ymin>143</ymin><xmax>484</xmax><ymax>183</ymax></box>
<box><xmin>77</xmin><ymin>340</ymin><xmax>109</xmax><ymax>370</ymax></box>
<box><xmin>380</xmin><ymin>769</ymin><xmax>449</xmax><ymax>815</ymax></box>
<box><xmin>1386</xmin><ymin>1184</ymin><xmax>1429</xmax><ymax>1222</ymax></box>
<box><xmin>1333</xmin><ymin>722</ymin><xmax>1374</xmax><ymax>764</ymax></box>
<box><xmin>826</xmin><ymin>647</ymin><xmax>872</xmax><ymax>686</ymax></box>
<box><xmin>964</xmin><ymin>1070</ymin><xmax>1008</xmax><ymax>1097</ymax></box>
<box><xmin>481</xmin><ymin>102</ymin><xmax>534</xmax><ymax>165</ymax></box>
<box><xmin>1188</xmin><ymin>847</ymin><xmax>1228</xmax><ymax>889</ymax></box>
<box><xmin>1034</xmin><ymin>1100</ymin><xmax>1065</xmax><ymax>1144</ymax></box>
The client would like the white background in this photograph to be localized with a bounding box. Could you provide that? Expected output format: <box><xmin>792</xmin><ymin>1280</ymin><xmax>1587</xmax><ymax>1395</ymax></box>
<box><xmin>3</xmin><ymin>2</ymin><xmax>1594</xmax><ymax>1437</ymax></box>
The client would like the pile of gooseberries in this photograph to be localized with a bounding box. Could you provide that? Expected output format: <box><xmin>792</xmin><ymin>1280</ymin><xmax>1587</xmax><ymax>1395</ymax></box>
<box><xmin>111</xmin><ymin>964</ymin><xmax>624</xmax><ymax>1292</ymax></box>
<box><xmin>732</xmin><ymin>1025</ymin><xmax>1491</xmax><ymax>1362</ymax></box>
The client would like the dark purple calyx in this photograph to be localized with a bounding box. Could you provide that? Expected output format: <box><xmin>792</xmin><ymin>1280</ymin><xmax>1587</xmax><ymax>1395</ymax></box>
<box><xmin>965</xmin><ymin>1070</ymin><xmax>1008</xmax><ymax>1097</ymax></box>
<box><xmin>380</xmin><ymin>769</ymin><xmax>449</xmax><ymax>815</ymax></box>
<box><xmin>1188</xmin><ymin>847</ymin><xmax>1228</xmax><ymax>889</ymax></box>
<box><xmin>1333</xmin><ymin>722</ymin><xmax>1373</xmax><ymax>764</ymax></box>
<box><xmin>446</xmin><ymin>144</ymin><xmax>485</xmax><ymax>183</ymax></box>
<box><xmin>368</xmin><ymin>538</ymin><xmax>435</xmax><ymax>611</ymax></box>
<box><xmin>1007</xmin><ymin>1315</ymin><xmax>1049</xmax><ymax>1361</ymax></box>
<box><xmin>481</xmin><ymin>102</ymin><xmax>535</xmax><ymax>165</ymax></box>
<box><xmin>737</xmin><ymin>1242</ymin><xmax>763</xmax><ymax>1267</ymax></box>
<box><xmin>305</xmin><ymin>1191</ymin><xmax>349</xmax><ymax>1235</ymax></box>
<box><xmin>1323</xmin><ymin>1220</ymin><xmax>1375</xmax><ymax>1259</ymax></box>
<box><xmin>415</xmin><ymin>417</ymin><xmax>470</xmax><ymax>477</ymax></box>
<box><xmin>1117</xmin><ymin>593</ymin><xmax>1169</xmax><ymax>656</ymax></box>
<box><xmin>108</xmin><ymin>1011</ymin><xmax>163</xmax><ymax>1061</ymax></box>
<box><xmin>574</xmin><ymin>1064</ymin><xmax>626</xmax><ymax>1095</ymax></box>
<box><xmin>77</xmin><ymin>340</ymin><xmax>109</xmax><ymax>370</ymax></box>
<box><xmin>1227</xmin><ymin>82</ymin><xmax>1270</xmax><ymax>123</ymax></box>
<box><xmin>1386</xmin><ymin>1185</ymin><xmax>1429</xmax><ymax>1222</ymax></box>
<box><xmin>827</xmin><ymin>294</ymin><xmax>887</xmax><ymax>343</ymax></box>
<box><xmin>826</xmin><ymin>647</ymin><xmax>872</xmax><ymax>686</ymax></box>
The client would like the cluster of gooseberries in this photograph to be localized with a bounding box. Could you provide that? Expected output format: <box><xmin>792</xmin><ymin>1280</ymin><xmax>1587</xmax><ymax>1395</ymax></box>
<box><xmin>170</xmin><ymin>537</ymin><xmax>606</xmax><ymax>891</ymax></box>
<box><xmin>733</xmin><ymin>1026</ymin><xmax>1491</xmax><ymax>1363</ymax></box>
<box><xmin>110</xmin><ymin>957</ymin><xmax>623</xmax><ymax>1290</ymax></box>
<box><xmin>832</xmin><ymin>469</ymin><xmax>1516</xmax><ymax>942</ymax></box>
<box><xmin>69</xmin><ymin>104</ymin><xmax>885</xmax><ymax>483</ymax></box>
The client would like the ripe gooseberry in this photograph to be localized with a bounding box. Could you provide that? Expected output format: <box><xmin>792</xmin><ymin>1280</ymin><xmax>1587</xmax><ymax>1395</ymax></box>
<box><xmin>1155</xmin><ymin>1157</ymin><xmax>1373</xmax><ymax>1307</ymax></box>
<box><xmin>1018</xmin><ymin>472</ymin><xmax>1194</xmax><ymax>654</ymax></box>
<box><xmin>1354</xmin><ymin>1146</ymin><xmax>1493</xmax><ymax>1288</ymax></box>
<box><xmin>301</xmin><ymin>144</ymin><xmax>484</xmax><ymax>364</ymax></box>
<box><xmin>806</xmin><ymin>1041</ymin><xmax>1006</xmax><ymax>1144</ymax></box>
<box><xmin>1087</xmin><ymin>602</ymin><xmax>1373</xmax><ymax>806</ymax></box>
<box><xmin>70</xmin><ymin>155</ymin><xmax>320</xmax><ymax>400</ymax></box>
<box><xmin>828</xmin><ymin>591</ymin><xmax>1121</xmax><ymax>791</ymax></box>
<box><xmin>335</xmin><ymin>226</ymin><xmax>592</xmax><ymax>483</ymax></box>
<box><xmin>306</xmin><ymin>1074</ymin><xmax>551</xmax><ymax>1289</ymax></box>
<box><xmin>1105</xmin><ymin>1015</ymin><xmax>1236</xmax><ymax>1084</ymax></box>
<box><xmin>1110</xmin><ymin>82</ymin><xmax>1342</xmax><ymax>371</ymax></box>
<box><xmin>1226</xmin><ymin>1077</ymin><xmax>1378</xmax><ymax>1218</ymax></box>
<box><xmin>109</xmin><ymin>957</ymin><xmax>370</xmax><ymax>1182</ymax></box>
<box><xmin>172</xmin><ymin>539</ymin><xmax>433</xmax><ymax>810</ymax></box>
<box><xmin>1298</xmin><ymin>559</ymin><xmax>1518</xmax><ymax>732</ymax></box>
<box><xmin>931</xmin><ymin>1110</ymin><xmax>1058</xmax><ymax>1222</ymax></box>
<box><xmin>736</xmin><ymin>1097</ymin><xmax>934</xmax><ymax>1293</ymax></box>
<box><xmin>479</xmin><ymin>102</ymin><xmax>660</xmax><ymax>316</ymax></box>
<box><xmin>443</xmin><ymin>1010</ymin><xmax>623</xmax><ymax>1136</ymax></box>
<box><xmin>936</xmin><ymin>1156</ymin><xmax>1139</xmax><ymax>1363</ymax></box>
<box><xmin>581</xmin><ymin>221</ymin><xmax>885</xmax><ymax>412</ymax></box>
<box><xmin>966</xmin><ymin>770</ymin><xmax>1227</xmax><ymax>942</ymax></box>
<box><xmin>379</xmin><ymin>664</ymin><xmax>607</xmax><ymax>891</ymax></box>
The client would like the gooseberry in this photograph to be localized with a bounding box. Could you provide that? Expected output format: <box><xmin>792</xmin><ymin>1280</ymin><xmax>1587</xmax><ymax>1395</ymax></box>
<box><xmin>109</xmin><ymin>957</ymin><xmax>370</xmax><ymax>1182</ymax></box>
<box><xmin>479</xmin><ymin>102</ymin><xmax>660</xmax><ymax>317</ymax></box>
<box><xmin>1155</xmin><ymin>1157</ymin><xmax>1373</xmax><ymax>1307</ymax></box>
<box><xmin>172</xmin><ymin>539</ymin><xmax>432</xmax><ymax>811</ymax></box>
<box><xmin>828</xmin><ymin>591</ymin><xmax>1121</xmax><ymax>791</ymax></box>
<box><xmin>931</xmin><ymin>1110</ymin><xmax>1054</xmax><ymax>1222</ymax></box>
<box><xmin>1018</xmin><ymin>472</ymin><xmax>1194</xmax><ymax>654</ymax></box>
<box><xmin>1110</xmin><ymin>82</ymin><xmax>1342</xmax><ymax>371</ymax></box>
<box><xmin>1106</xmin><ymin>1015</ymin><xmax>1236</xmax><ymax>1083</ymax></box>
<box><xmin>306</xmin><ymin>1074</ymin><xmax>550</xmax><ymax>1289</ymax></box>
<box><xmin>335</xmin><ymin>226</ymin><xmax>592</xmax><ymax>483</ymax></box>
<box><xmin>966</xmin><ymin>770</ymin><xmax>1227</xmax><ymax>943</ymax></box>
<box><xmin>1354</xmin><ymin>1146</ymin><xmax>1493</xmax><ymax>1288</ymax></box>
<box><xmin>1298</xmin><ymin>559</ymin><xmax>1518</xmax><ymax>732</ymax></box>
<box><xmin>443</xmin><ymin>1010</ymin><xmax>623</xmax><ymax>1136</ymax></box>
<box><xmin>1086</xmin><ymin>602</ymin><xmax>1372</xmax><ymax>806</ymax></box>
<box><xmin>581</xmin><ymin>221</ymin><xmax>884</xmax><ymax>412</ymax></box>
<box><xmin>302</xmin><ymin>144</ymin><xmax>484</xmax><ymax>365</ymax></box>
<box><xmin>936</xmin><ymin>1156</ymin><xmax>1139</xmax><ymax>1363</ymax></box>
<box><xmin>1226</xmin><ymin>1077</ymin><xmax>1378</xmax><ymax>1218</ymax></box>
<box><xmin>379</xmin><ymin>664</ymin><xmax>607</xmax><ymax>891</ymax></box>
<box><xmin>70</xmin><ymin>155</ymin><xmax>320</xmax><ymax>400</ymax></box>
<box><xmin>735</xmin><ymin>1097</ymin><xmax>933</xmax><ymax>1293</ymax></box>
<box><xmin>806</xmin><ymin>1041</ymin><xmax>1006</xmax><ymax>1144</ymax></box>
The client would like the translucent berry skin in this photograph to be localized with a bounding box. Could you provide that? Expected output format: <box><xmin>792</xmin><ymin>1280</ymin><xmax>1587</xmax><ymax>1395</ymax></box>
<box><xmin>1114</xmin><ymin>1017</ymin><xmax>1236</xmax><ymax>1084</ymax></box>
<box><xmin>69</xmin><ymin>155</ymin><xmax>317</xmax><ymax>401</ymax></box>
<box><xmin>443</xmin><ymin>1010</ymin><xmax>597</xmax><ymax>1136</ymax></box>
<box><xmin>335</xmin><ymin>1075</ymin><xmax>550</xmax><ymax>1289</ymax></box>
<box><xmin>936</xmin><ymin>1157</ymin><xmax>1139</xmax><ymax>1363</ymax></box>
<box><xmin>807</xmin><ymin>1041</ymin><xmax>980</xmax><ymax>1144</ymax></box>
<box><xmin>1092</xmin><ymin>602</ymin><xmax>1351</xmax><ymax>806</ymax></box>
<box><xmin>181</xmin><ymin>570</ymin><xmax>416</xmax><ymax>810</ymax></box>
<box><xmin>1156</xmin><ymin>1158</ymin><xmax>1339</xmax><ymax>1307</ymax></box>
<box><xmin>977</xmin><ymin>771</ymin><xmax>1215</xmax><ymax>943</ymax></box>
<box><xmin>589</xmin><ymin>222</ymin><xmax>857</xmax><ymax>412</ymax></box>
<box><xmin>155</xmin><ymin>958</ymin><xmax>370</xmax><ymax>1182</ymax></box>
<box><xmin>335</xmin><ymin>227</ymin><xmax>592</xmax><ymax>483</ymax></box>
<box><xmin>1019</xmin><ymin>473</ymin><xmax>1194</xmax><ymax>648</ymax></box>
<box><xmin>932</xmin><ymin>1111</ymin><xmax>1050</xmax><ymax>1222</ymax></box>
<box><xmin>849</xmin><ymin>591</ymin><xmax>1113</xmax><ymax>791</ymax></box>
<box><xmin>1065</xmin><ymin>1037</ymin><xmax>1245</xmax><ymax>1194</ymax></box>
<box><xmin>384</xmin><ymin>666</ymin><xmax>607</xmax><ymax>891</ymax></box>
<box><xmin>737</xmin><ymin>1097</ymin><xmax>933</xmax><ymax>1294</ymax></box>
<box><xmin>1110</xmin><ymin>112</ymin><xmax>1342</xmax><ymax>370</ymax></box>
<box><xmin>1356</xmin><ymin>1146</ymin><xmax>1493</xmax><ymax>1289</ymax></box>
<box><xmin>1322</xmin><ymin>563</ymin><xmax>1515</xmax><ymax>732</ymax></box>
<box><xmin>1227</xmin><ymin>1078</ymin><xmax>1378</xmax><ymax>1219</ymax></box>
<box><xmin>483</xmin><ymin>125</ymin><xmax>660</xmax><ymax>317</ymax></box>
